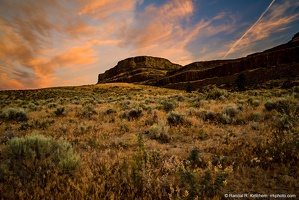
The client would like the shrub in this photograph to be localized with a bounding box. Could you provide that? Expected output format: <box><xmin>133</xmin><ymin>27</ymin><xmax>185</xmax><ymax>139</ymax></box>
<box><xmin>80</xmin><ymin>106</ymin><xmax>97</xmax><ymax>119</ymax></box>
<box><xmin>54</xmin><ymin>107</ymin><xmax>65</xmax><ymax>116</ymax></box>
<box><xmin>195</xmin><ymin>129</ymin><xmax>209</xmax><ymax>140</ymax></box>
<box><xmin>220</xmin><ymin>114</ymin><xmax>231</xmax><ymax>124</ymax></box>
<box><xmin>251</xmin><ymin>100</ymin><xmax>260</xmax><ymax>108</ymax></box>
<box><xmin>104</xmin><ymin>108</ymin><xmax>117</xmax><ymax>115</ymax></box>
<box><xmin>223</xmin><ymin>105</ymin><xmax>239</xmax><ymax>118</ymax></box>
<box><xmin>206</xmin><ymin>87</ymin><xmax>227</xmax><ymax>100</ymax></box>
<box><xmin>0</xmin><ymin>133</ymin><xmax>80</xmax><ymax>179</ymax></box>
<box><xmin>4</xmin><ymin>108</ymin><xmax>28</xmax><ymax>122</ymax></box>
<box><xmin>264</xmin><ymin>100</ymin><xmax>276</xmax><ymax>111</ymax></box>
<box><xmin>188</xmin><ymin>148</ymin><xmax>207</xmax><ymax>168</ymax></box>
<box><xmin>167</xmin><ymin>111</ymin><xmax>184</xmax><ymax>126</ymax></box>
<box><xmin>128</xmin><ymin>108</ymin><xmax>143</xmax><ymax>120</ymax></box>
<box><xmin>264</xmin><ymin>98</ymin><xmax>299</xmax><ymax>115</ymax></box>
<box><xmin>161</xmin><ymin>101</ymin><xmax>176</xmax><ymax>112</ymax></box>
<box><xmin>275</xmin><ymin>98</ymin><xmax>297</xmax><ymax>115</ymax></box>
<box><xmin>148</xmin><ymin>122</ymin><xmax>170</xmax><ymax>143</ymax></box>
<box><xmin>204</xmin><ymin>110</ymin><xmax>217</xmax><ymax>121</ymax></box>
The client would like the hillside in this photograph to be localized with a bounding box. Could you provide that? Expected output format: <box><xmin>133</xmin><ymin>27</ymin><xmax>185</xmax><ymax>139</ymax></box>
<box><xmin>98</xmin><ymin>32</ymin><xmax>299</xmax><ymax>90</ymax></box>
<box><xmin>1</xmin><ymin>83</ymin><xmax>299</xmax><ymax>198</ymax></box>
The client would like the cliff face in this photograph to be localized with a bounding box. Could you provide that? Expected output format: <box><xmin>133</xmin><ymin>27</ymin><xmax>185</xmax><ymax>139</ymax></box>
<box><xmin>152</xmin><ymin>32</ymin><xmax>299</xmax><ymax>89</ymax></box>
<box><xmin>97</xmin><ymin>56</ymin><xmax>182</xmax><ymax>83</ymax></box>
<box><xmin>97</xmin><ymin>32</ymin><xmax>299</xmax><ymax>89</ymax></box>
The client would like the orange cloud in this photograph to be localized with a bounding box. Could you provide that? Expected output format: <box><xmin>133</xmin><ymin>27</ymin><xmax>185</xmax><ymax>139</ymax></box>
<box><xmin>0</xmin><ymin>73</ymin><xmax>26</xmax><ymax>90</ymax></box>
<box><xmin>79</xmin><ymin>0</ymin><xmax>135</xmax><ymax>19</ymax></box>
<box><xmin>64</xmin><ymin>19</ymin><xmax>98</xmax><ymax>38</ymax></box>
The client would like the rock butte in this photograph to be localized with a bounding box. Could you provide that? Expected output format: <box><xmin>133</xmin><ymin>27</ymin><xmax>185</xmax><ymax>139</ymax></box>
<box><xmin>98</xmin><ymin>32</ymin><xmax>299</xmax><ymax>90</ymax></box>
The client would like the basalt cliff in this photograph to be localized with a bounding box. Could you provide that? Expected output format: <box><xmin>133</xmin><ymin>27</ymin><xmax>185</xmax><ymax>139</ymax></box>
<box><xmin>98</xmin><ymin>32</ymin><xmax>299</xmax><ymax>90</ymax></box>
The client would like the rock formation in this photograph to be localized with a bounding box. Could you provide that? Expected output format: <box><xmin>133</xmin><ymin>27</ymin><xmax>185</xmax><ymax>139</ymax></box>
<box><xmin>97</xmin><ymin>32</ymin><xmax>299</xmax><ymax>90</ymax></box>
<box><xmin>97</xmin><ymin>56</ymin><xmax>182</xmax><ymax>84</ymax></box>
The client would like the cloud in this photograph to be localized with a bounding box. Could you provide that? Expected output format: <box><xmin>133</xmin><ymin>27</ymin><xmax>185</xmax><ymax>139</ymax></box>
<box><xmin>30</xmin><ymin>45</ymin><xmax>97</xmax><ymax>79</ymax></box>
<box><xmin>0</xmin><ymin>0</ymin><xmax>100</xmax><ymax>89</ymax></box>
<box><xmin>119</xmin><ymin>0</ymin><xmax>235</xmax><ymax>64</ymax></box>
<box><xmin>223</xmin><ymin>0</ymin><xmax>299</xmax><ymax>58</ymax></box>
<box><xmin>79</xmin><ymin>0</ymin><xmax>136</xmax><ymax>19</ymax></box>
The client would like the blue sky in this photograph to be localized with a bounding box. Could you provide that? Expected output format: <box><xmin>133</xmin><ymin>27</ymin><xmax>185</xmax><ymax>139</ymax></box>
<box><xmin>0</xmin><ymin>0</ymin><xmax>298</xmax><ymax>90</ymax></box>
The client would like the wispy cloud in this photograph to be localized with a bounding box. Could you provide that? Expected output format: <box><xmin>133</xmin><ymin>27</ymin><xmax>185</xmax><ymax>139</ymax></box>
<box><xmin>223</xmin><ymin>0</ymin><xmax>276</xmax><ymax>59</ymax></box>
<box><xmin>223</xmin><ymin>0</ymin><xmax>299</xmax><ymax>59</ymax></box>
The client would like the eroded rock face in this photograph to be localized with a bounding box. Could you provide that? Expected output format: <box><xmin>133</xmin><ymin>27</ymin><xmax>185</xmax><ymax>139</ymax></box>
<box><xmin>152</xmin><ymin>32</ymin><xmax>299</xmax><ymax>89</ymax></box>
<box><xmin>97</xmin><ymin>56</ymin><xmax>182</xmax><ymax>83</ymax></box>
<box><xmin>97</xmin><ymin>32</ymin><xmax>299</xmax><ymax>89</ymax></box>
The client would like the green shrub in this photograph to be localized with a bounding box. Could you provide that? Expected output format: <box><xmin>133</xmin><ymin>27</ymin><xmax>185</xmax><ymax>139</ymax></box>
<box><xmin>148</xmin><ymin>122</ymin><xmax>170</xmax><ymax>143</ymax></box>
<box><xmin>204</xmin><ymin>110</ymin><xmax>217</xmax><ymax>121</ymax></box>
<box><xmin>223</xmin><ymin>105</ymin><xmax>239</xmax><ymax>118</ymax></box>
<box><xmin>264</xmin><ymin>100</ymin><xmax>276</xmax><ymax>111</ymax></box>
<box><xmin>187</xmin><ymin>148</ymin><xmax>207</xmax><ymax>168</ymax></box>
<box><xmin>275</xmin><ymin>98</ymin><xmax>297</xmax><ymax>115</ymax></box>
<box><xmin>264</xmin><ymin>98</ymin><xmax>299</xmax><ymax>115</ymax></box>
<box><xmin>251</xmin><ymin>100</ymin><xmax>260</xmax><ymax>108</ymax></box>
<box><xmin>4</xmin><ymin>108</ymin><xmax>28</xmax><ymax>122</ymax></box>
<box><xmin>0</xmin><ymin>133</ymin><xmax>81</xmax><ymax>180</ymax></box>
<box><xmin>206</xmin><ymin>87</ymin><xmax>227</xmax><ymax>100</ymax></box>
<box><xmin>167</xmin><ymin>111</ymin><xmax>184</xmax><ymax>126</ymax></box>
<box><xmin>128</xmin><ymin>108</ymin><xmax>143</xmax><ymax>120</ymax></box>
<box><xmin>220</xmin><ymin>114</ymin><xmax>231</xmax><ymax>124</ymax></box>
<box><xmin>54</xmin><ymin>107</ymin><xmax>65</xmax><ymax>116</ymax></box>
<box><xmin>104</xmin><ymin>108</ymin><xmax>117</xmax><ymax>115</ymax></box>
<box><xmin>80</xmin><ymin>106</ymin><xmax>97</xmax><ymax>119</ymax></box>
<box><xmin>161</xmin><ymin>101</ymin><xmax>176</xmax><ymax>112</ymax></box>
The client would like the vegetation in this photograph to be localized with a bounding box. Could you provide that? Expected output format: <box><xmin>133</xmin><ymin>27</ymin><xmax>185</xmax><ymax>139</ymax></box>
<box><xmin>0</xmin><ymin>82</ymin><xmax>298</xmax><ymax>199</ymax></box>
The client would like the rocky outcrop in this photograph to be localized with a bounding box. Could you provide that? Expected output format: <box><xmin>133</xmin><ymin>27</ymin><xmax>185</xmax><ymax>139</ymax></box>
<box><xmin>97</xmin><ymin>56</ymin><xmax>182</xmax><ymax>84</ymax></box>
<box><xmin>97</xmin><ymin>32</ymin><xmax>299</xmax><ymax>90</ymax></box>
<box><xmin>152</xmin><ymin>32</ymin><xmax>299</xmax><ymax>89</ymax></box>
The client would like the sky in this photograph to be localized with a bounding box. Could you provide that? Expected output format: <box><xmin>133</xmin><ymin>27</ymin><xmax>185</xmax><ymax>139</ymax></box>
<box><xmin>0</xmin><ymin>0</ymin><xmax>298</xmax><ymax>90</ymax></box>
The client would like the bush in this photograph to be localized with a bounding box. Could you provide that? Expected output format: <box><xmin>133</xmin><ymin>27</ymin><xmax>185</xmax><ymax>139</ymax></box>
<box><xmin>0</xmin><ymin>133</ymin><xmax>80</xmax><ymax>180</ymax></box>
<box><xmin>148</xmin><ymin>122</ymin><xmax>170</xmax><ymax>143</ymax></box>
<box><xmin>220</xmin><ymin>114</ymin><xmax>231</xmax><ymax>124</ymax></box>
<box><xmin>4</xmin><ymin>108</ymin><xmax>28</xmax><ymax>122</ymax></box>
<box><xmin>80</xmin><ymin>106</ymin><xmax>97</xmax><ymax>119</ymax></box>
<box><xmin>264</xmin><ymin>98</ymin><xmax>299</xmax><ymax>115</ymax></box>
<box><xmin>264</xmin><ymin>100</ymin><xmax>276</xmax><ymax>111</ymax></box>
<box><xmin>206</xmin><ymin>87</ymin><xmax>227</xmax><ymax>100</ymax></box>
<box><xmin>167</xmin><ymin>111</ymin><xmax>184</xmax><ymax>126</ymax></box>
<box><xmin>204</xmin><ymin>110</ymin><xmax>217</xmax><ymax>121</ymax></box>
<box><xmin>54</xmin><ymin>107</ymin><xmax>65</xmax><ymax>116</ymax></box>
<box><xmin>104</xmin><ymin>108</ymin><xmax>117</xmax><ymax>115</ymax></box>
<box><xmin>223</xmin><ymin>105</ymin><xmax>239</xmax><ymax>118</ymax></box>
<box><xmin>188</xmin><ymin>148</ymin><xmax>207</xmax><ymax>168</ymax></box>
<box><xmin>128</xmin><ymin>108</ymin><xmax>143</xmax><ymax>120</ymax></box>
<box><xmin>161</xmin><ymin>101</ymin><xmax>176</xmax><ymax>112</ymax></box>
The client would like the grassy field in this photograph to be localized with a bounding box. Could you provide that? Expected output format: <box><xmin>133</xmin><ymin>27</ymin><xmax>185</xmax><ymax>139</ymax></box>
<box><xmin>0</xmin><ymin>83</ymin><xmax>298</xmax><ymax>199</ymax></box>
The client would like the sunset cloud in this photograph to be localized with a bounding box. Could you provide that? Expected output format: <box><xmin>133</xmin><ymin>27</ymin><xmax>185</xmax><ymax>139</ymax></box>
<box><xmin>79</xmin><ymin>0</ymin><xmax>136</xmax><ymax>19</ymax></box>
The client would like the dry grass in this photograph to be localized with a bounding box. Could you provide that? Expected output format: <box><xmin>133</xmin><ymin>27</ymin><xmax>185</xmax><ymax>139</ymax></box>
<box><xmin>0</xmin><ymin>83</ymin><xmax>298</xmax><ymax>199</ymax></box>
